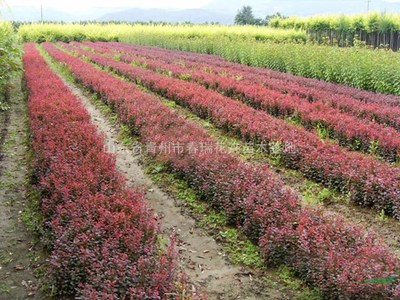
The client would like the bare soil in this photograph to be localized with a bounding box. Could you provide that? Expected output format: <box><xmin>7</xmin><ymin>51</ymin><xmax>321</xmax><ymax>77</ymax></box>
<box><xmin>0</xmin><ymin>76</ymin><xmax>45</xmax><ymax>300</ymax></box>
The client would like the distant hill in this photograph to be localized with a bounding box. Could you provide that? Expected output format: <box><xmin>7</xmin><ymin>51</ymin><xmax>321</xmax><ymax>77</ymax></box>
<box><xmin>98</xmin><ymin>8</ymin><xmax>233</xmax><ymax>24</ymax></box>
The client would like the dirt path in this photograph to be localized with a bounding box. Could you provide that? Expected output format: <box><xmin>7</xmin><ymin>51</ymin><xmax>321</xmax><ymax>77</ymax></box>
<box><xmin>56</xmin><ymin>73</ymin><xmax>291</xmax><ymax>299</ymax></box>
<box><xmin>0</xmin><ymin>76</ymin><xmax>44</xmax><ymax>300</ymax></box>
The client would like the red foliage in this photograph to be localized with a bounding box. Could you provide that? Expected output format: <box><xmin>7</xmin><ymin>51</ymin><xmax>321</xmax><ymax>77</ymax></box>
<box><xmin>101</xmin><ymin>41</ymin><xmax>400</xmax><ymax>109</ymax></box>
<box><xmin>60</xmin><ymin>42</ymin><xmax>400</xmax><ymax>220</ymax></box>
<box><xmin>24</xmin><ymin>43</ymin><xmax>179</xmax><ymax>298</ymax></box>
<box><xmin>43</xmin><ymin>42</ymin><xmax>400</xmax><ymax>299</ymax></box>
<box><xmin>261</xmin><ymin>208</ymin><xmax>399</xmax><ymax>298</ymax></box>
<box><xmin>84</xmin><ymin>41</ymin><xmax>400</xmax><ymax>162</ymax></box>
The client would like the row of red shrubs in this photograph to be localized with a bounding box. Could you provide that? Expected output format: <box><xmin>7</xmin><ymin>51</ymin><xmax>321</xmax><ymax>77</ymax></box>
<box><xmin>99</xmin><ymin>42</ymin><xmax>400</xmax><ymax>117</ymax></box>
<box><xmin>82</xmin><ymin>41</ymin><xmax>400</xmax><ymax>163</ymax></box>
<box><xmin>43</xmin><ymin>42</ymin><xmax>400</xmax><ymax>299</ymax></box>
<box><xmin>24</xmin><ymin>42</ymin><xmax>180</xmax><ymax>299</ymax></box>
<box><xmin>60</xmin><ymin>42</ymin><xmax>400</xmax><ymax>220</ymax></box>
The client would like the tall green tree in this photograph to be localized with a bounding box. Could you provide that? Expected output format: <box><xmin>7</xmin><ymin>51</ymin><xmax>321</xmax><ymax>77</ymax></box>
<box><xmin>234</xmin><ymin>6</ymin><xmax>256</xmax><ymax>25</ymax></box>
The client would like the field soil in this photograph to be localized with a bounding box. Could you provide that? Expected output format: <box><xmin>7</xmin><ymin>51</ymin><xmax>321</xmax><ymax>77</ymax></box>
<box><xmin>0</xmin><ymin>76</ymin><xmax>45</xmax><ymax>299</ymax></box>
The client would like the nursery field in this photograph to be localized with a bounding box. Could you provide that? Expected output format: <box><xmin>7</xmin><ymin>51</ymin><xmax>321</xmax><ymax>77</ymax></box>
<box><xmin>7</xmin><ymin>40</ymin><xmax>400</xmax><ymax>299</ymax></box>
<box><xmin>0</xmin><ymin>21</ymin><xmax>400</xmax><ymax>300</ymax></box>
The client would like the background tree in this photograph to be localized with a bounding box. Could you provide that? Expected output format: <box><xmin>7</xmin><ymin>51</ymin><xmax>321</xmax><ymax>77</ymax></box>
<box><xmin>254</xmin><ymin>18</ymin><xmax>264</xmax><ymax>26</ymax></box>
<box><xmin>265</xmin><ymin>12</ymin><xmax>286</xmax><ymax>26</ymax></box>
<box><xmin>234</xmin><ymin>6</ymin><xmax>256</xmax><ymax>25</ymax></box>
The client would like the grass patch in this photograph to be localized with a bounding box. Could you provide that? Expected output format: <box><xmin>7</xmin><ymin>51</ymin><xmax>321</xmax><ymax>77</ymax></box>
<box><xmin>146</xmin><ymin>162</ymin><xmax>206</xmax><ymax>214</ymax></box>
<box><xmin>278</xmin><ymin>266</ymin><xmax>322</xmax><ymax>300</ymax></box>
<box><xmin>0</xmin><ymin>181</ymin><xmax>18</xmax><ymax>189</ymax></box>
<box><xmin>0</xmin><ymin>283</ymin><xmax>11</xmax><ymax>294</ymax></box>
<box><xmin>0</xmin><ymin>250</ymin><xmax>13</xmax><ymax>266</ymax></box>
<box><xmin>219</xmin><ymin>228</ymin><xmax>263</xmax><ymax>268</ymax></box>
<box><xmin>119</xmin><ymin>124</ymin><xmax>134</xmax><ymax>146</ymax></box>
<box><xmin>20</xmin><ymin>188</ymin><xmax>44</xmax><ymax>236</ymax></box>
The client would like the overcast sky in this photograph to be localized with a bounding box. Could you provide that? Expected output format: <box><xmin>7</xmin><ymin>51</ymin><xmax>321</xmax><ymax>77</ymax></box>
<box><xmin>2</xmin><ymin>0</ymin><xmax>400</xmax><ymax>21</ymax></box>
<box><xmin>4</xmin><ymin>0</ymin><xmax>400</xmax><ymax>11</ymax></box>
<box><xmin>4</xmin><ymin>0</ymin><xmax>213</xmax><ymax>11</ymax></box>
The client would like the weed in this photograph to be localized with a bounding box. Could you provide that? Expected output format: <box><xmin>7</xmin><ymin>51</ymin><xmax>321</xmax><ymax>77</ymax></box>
<box><xmin>0</xmin><ymin>283</ymin><xmax>10</xmax><ymax>294</ymax></box>
<box><xmin>0</xmin><ymin>251</ymin><xmax>13</xmax><ymax>266</ymax></box>
<box><xmin>368</xmin><ymin>139</ymin><xmax>379</xmax><ymax>156</ymax></box>
<box><xmin>199</xmin><ymin>211</ymin><xmax>227</xmax><ymax>229</ymax></box>
<box><xmin>375</xmin><ymin>209</ymin><xmax>389</xmax><ymax>223</ymax></box>
<box><xmin>278</xmin><ymin>266</ymin><xmax>300</xmax><ymax>290</ymax></box>
<box><xmin>315</xmin><ymin>122</ymin><xmax>330</xmax><ymax>139</ymax></box>
<box><xmin>269</xmin><ymin>140</ymin><xmax>283</xmax><ymax>164</ymax></box>
<box><xmin>178</xmin><ymin>73</ymin><xmax>192</xmax><ymax>81</ymax></box>
<box><xmin>0</xmin><ymin>101</ymin><xmax>10</xmax><ymax>111</ymax></box>
<box><xmin>219</xmin><ymin>228</ymin><xmax>264</xmax><ymax>268</ymax></box>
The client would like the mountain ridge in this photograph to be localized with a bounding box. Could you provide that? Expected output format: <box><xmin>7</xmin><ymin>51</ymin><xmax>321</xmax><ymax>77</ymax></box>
<box><xmin>98</xmin><ymin>8</ymin><xmax>233</xmax><ymax>24</ymax></box>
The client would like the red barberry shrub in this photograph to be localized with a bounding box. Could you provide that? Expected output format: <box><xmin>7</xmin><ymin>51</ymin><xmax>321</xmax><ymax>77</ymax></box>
<box><xmin>261</xmin><ymin>208</ymin><xmax>398</xmax><ymax>298</ymax></box>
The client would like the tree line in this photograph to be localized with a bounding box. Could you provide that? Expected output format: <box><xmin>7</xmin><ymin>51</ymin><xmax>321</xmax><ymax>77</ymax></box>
<box><xmin>234</xmin><ymin>6</ymin><xmax>286</xmax><ymax>26</ymax></box>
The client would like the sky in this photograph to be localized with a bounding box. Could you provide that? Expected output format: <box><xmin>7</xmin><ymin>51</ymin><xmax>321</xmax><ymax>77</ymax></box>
<box><xmin>2</xmin><ymin>0</ymin><xmax>400</xmax><ymax>22</ymax></box>
<box><xmin>4</xmin><ymin>0</ymin><xmax>213</xmax><ymax>11</ymax></box>
<box><xmin>5</xmin><ymin>0</ymin><xmax>400</xmax><ymax>10</ymax></box>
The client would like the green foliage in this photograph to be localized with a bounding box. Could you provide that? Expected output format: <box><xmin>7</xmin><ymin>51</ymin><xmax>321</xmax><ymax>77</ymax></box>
<box><xmin>375</xmin><ymin>209</ymin><xmax>389</xmax><ymax>223</ymax></box>
<box><xmin>302</xmin><ymin>181</ymin><xmax>334</xmax><ymax>206</ymax></box>
<box><xmin>18</xmin><ymin>23</ymin><xmax>307</xmax><ymax>44</ymax></box>
<box><xmin>265</xmin><ymin>12</ymin><xmax>287</xmax><ymax>26</ymax></box>
<box><xmin>363</xmin><ymin>275</ymin><xmax>398</xmax><ymax>284</ymax></box>
<box><xmin>0</xmin><ymin>21</ymin><xmax>20</xmax><ymax>101</ymax></box>
<box><xmin>0</xmin><ymin>101</ymin><xmax>9</xmax><ymax>111</ymax></box>
<box><xmin>219</xmin><ymin>228</ymin><xmax>264</xmax><ymax>268</ymax></box>
<box><xmin>269</xmin><ymin>140</ymin><xmax>283</xmax><ymax>164</ymax></box>
<box><xmin>19</xmin><ymin>23</ymin><xmax>119</xmax><ymax>43</ymax></box>
<box><xmin>315</xmin><ymin>122</ymin><xmax>330</xmax><ymax>140</ymax></box>
<box><xmin>269</xmin><ymin>12</ymin><xmax>400</xmax><ymax>33</ymax></box>
<box><xmin>178</xmin><ymin>73</ymin><xmax>192</xmax><ymax>81</ymax></box>
<box><xmin>234</xmin><ymin>6</ymin><xmax>256</xmax><ymax>25</ymax></box>
<box><xmin>368</xmin><ymin>139</ymin><xmax>379</xmax><ymax>155</ymax></box>
<box><xmin>269</xmin><ymin>13</ymin><xmax>400</xmax><ymax>49</ymax></box>
<box><xmin>200</xmin><ymin>211</ymin><xmax>227</xmax><ymax>229</ymax></box>
<box><xmin>18</xmin><ymin>22</ymin><xmax>400</xmax><ymax>94</ymax></box>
